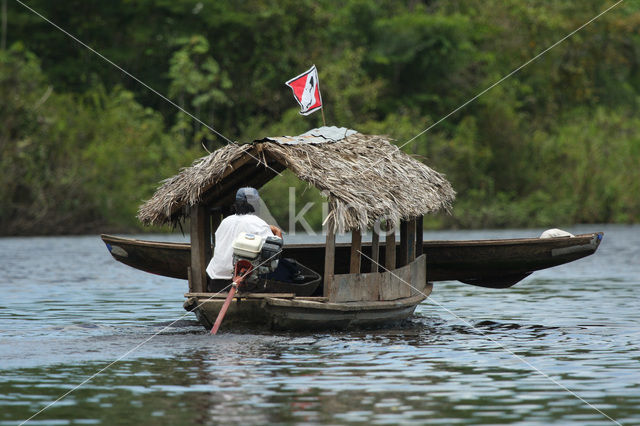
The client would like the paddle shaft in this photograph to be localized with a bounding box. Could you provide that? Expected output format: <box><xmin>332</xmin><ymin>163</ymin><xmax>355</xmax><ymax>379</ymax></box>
<box><xmin>210</xmin><ymin>259</ymin><xmax>253</xmax><ymax>334</ymax></box>
<box><xmin>210</xmin><ymin>284</ymin><xmax>237</xmax><ymax>335</ymax></box>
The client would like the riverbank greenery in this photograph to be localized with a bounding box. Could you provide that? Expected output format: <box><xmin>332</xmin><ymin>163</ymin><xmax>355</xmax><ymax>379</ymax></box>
<box><xmin>1</xmin><ymin>0</ymin><xmax>639</xmax><ymax>235</ymax></box>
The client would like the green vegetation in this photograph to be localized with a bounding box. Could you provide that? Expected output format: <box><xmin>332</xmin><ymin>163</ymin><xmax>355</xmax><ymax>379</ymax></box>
<box><xmin>1</xmin><ymin>0</ymin><xmax>638</xmax><ymax>235</ymax></box>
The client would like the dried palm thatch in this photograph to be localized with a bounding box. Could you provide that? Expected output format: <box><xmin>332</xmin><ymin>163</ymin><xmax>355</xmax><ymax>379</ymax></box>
<box><xmin>138</xmin><ymin>127</ymin><xmax>455</xmax><ymax>233</ymax></box>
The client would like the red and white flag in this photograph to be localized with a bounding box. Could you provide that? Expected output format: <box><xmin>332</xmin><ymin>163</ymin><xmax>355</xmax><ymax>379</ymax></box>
<box><xmin>285</xmin><ymin>65</ymin><xmax>323</xmax><ymax>115</ymax></box>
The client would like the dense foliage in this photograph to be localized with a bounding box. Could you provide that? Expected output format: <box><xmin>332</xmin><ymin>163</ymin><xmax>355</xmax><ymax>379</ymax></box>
<box><xmin>1</xmin><ymin>0</ymin><xmax>638</xmax><ymax>235</ymax></box>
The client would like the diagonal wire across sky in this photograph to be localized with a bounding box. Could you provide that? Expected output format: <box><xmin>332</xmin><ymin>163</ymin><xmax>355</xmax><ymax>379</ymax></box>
<box><xmin>14</xmin><ymin>0</ymin><xmax>287</xmax><ymax>180</ymax></box>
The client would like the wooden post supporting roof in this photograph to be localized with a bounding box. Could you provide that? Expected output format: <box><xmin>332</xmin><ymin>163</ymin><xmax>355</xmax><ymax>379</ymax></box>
<box><xmin>370</xmin><ymin>224</ymin><xmax>380</xmax><ymax>273</ymax></box>
<box><xmin>416</xmin><ymin>215</ymin><xmax>424</xmax><ymax>257</ymax></box>
<box><xmin>385</xmin><ymin>220</ymin><xmax>396</xmax><ymax>271</ymax></box>
<box><xmin>399</xmin><ymin>219</ymin><xmax>409</xmax><ymax>267</ymax></box>
<box><xmin>350</xmin><ymin>228</ymin><xmax>362</xmax><ymax>273</ymax></box>
<box><xmin>190</xmin><ymin>204</ymin><xmax>209</xmax><ymax>293</ymax></box>
<box><xmin>407</xmin><ymin>217</ymin><xmax>416</xmax><ymax>262</ymax></box>
<box><xmin>323</xmin><ymin>225</ymin><xmax>336</xmax><ymax>298</ymax></box>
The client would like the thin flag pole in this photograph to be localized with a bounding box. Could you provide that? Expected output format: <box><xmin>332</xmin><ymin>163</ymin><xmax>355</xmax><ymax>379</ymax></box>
<box><xmin>321</xmin><ymin>107</ymin><xmax>326</xmax><ymax>127</ymax></box>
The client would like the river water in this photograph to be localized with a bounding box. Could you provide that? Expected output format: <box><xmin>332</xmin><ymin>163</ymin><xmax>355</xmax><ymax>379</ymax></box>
<box><xmin>0</xmin><ymin>224</ymin><xmax>638</xmax><ymax>425</ymax></box>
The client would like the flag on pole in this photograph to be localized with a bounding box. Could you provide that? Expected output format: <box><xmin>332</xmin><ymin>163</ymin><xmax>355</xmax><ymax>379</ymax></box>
<box><xmin>285</xmin><ymin>65</ymin><xmax>323</xmax><ymax>116</ymax></box>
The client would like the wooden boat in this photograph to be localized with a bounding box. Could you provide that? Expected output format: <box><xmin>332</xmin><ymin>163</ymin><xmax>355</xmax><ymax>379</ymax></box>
<box><xmin>183</xmin><ymin>255</ymin><xmax>430</xmax><ymax>331</ymax></box>
<box><xmin>101</xmin><ymin>231</ymin><xmax>603</xmax><ymax>289</ymax></box>
<box><xmin>104</xmin><ymin>127</ymin><xmax>602</xmax><ymax>331</ymax></box>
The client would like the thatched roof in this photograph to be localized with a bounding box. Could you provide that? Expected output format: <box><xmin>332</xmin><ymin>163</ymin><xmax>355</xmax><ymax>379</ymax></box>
<box><xmin>138</xmin><ymin>127</ymin><xmax>455</xmax><ymax>232</ymax></box>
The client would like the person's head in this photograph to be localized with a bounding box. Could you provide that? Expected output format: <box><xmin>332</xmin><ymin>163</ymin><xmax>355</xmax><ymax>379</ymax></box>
<box><xmin>233</xmin><ymin>187</ymin><xmax>260</xmax><ymax>215</ymax></box>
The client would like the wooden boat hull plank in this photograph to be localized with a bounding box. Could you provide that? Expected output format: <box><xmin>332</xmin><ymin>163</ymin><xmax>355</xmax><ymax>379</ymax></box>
<box><xmin>267</xmin><ymin>304</ymin><xmax>420</xmax><ymax>331</ymax></box>
<box><xmin>328</xmin><ymin>255</ymin><xmax>426</xmax><ymax>302</ymax></box>
<box><xmin>101</xmin><ymin>232</ymin><xmax>603</xmax><ymax>287</ymax></box>
<box><xmin>460</xmin><ymin>272</ymin><xmax>532</xmax><ymax>289</ymax></box>
<box><xmin>103</xmin><ymin>236</ymin><xmax>188</xmax><ymax>279</ymax></box>
<box><xmin>188</xmin><ymin>287</ymin><xmax>431</xmax><ymax>331</ymax></box>
<box><xmin>187</xmin><ymin>298</ymin><xmax>270</xmax><ymax>330</ymax></box>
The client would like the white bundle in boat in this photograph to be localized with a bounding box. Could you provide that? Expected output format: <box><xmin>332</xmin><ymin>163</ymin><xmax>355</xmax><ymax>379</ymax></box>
<box><xmin>540</xmin><ymin>228</ymin><xmax>575</xmax><ymax>238</ymax></box>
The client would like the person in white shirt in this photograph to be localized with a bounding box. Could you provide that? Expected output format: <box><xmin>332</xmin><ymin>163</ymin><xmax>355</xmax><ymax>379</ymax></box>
<box><xmin>206</xmin><ymin>187</ymin><xmax>281</xmax><ymax>290</ymax></box>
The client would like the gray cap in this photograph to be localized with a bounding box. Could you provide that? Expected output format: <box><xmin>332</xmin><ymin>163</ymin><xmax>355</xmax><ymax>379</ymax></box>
<box><xmin>236</xmin><ymin>187</ymin><xmax>261</xmax><ymax>214</ymax></box>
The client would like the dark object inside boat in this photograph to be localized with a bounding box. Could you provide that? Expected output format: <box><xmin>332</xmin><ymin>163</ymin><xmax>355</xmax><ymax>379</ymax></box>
<box><xmin>208</xmin><ymin>258</ymin><xmax>321</xmax><ymax>297</ymax></box>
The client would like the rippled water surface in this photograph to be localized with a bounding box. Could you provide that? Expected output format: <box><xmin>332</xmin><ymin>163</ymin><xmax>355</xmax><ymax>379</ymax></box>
<box><xmin>1</xmin><ymin>225</ymin><xmax>639</xmax><ymax>425</ymax></box>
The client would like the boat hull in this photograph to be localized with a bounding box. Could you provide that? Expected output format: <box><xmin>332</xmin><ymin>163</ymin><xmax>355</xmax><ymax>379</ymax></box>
<box><xmin>186</xmin><ymin>256</ymin><xmax>431</xmax><ymax>331</ymax></box>
<box><xmin>185</xmin><ymin>289</ymin><xmax>431</xmax><ymax>332</ymax></box>
<box><xmin>101</xmin><ymin>232</ymin><xmax>603</xmax><ymax>288</ymax></box>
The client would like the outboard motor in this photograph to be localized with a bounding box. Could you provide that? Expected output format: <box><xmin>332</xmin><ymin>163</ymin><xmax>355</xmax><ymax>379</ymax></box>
<box><xmin>231</xmin><ymin>232</ymin><xmax>283</xmax><ymax>285</ymax></box>
<box><xmin>211</xmin><ymin>231</ymin><xmax>283</xmax><ymax>335</ymax></box>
